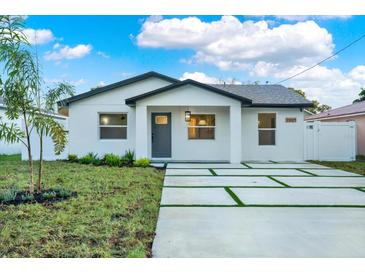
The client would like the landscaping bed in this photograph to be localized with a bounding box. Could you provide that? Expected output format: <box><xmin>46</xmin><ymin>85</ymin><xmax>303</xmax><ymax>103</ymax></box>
<box><xmin>0</xmin><ymin>155</ymin><xmax>164</xmax><ymax>257</ymax></box>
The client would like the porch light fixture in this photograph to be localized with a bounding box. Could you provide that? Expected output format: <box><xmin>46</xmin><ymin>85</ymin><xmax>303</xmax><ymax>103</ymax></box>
<box><xmin>185</xmin><ymin>111</ymin><xmax>191</xmax><ymax>122</ymax></box>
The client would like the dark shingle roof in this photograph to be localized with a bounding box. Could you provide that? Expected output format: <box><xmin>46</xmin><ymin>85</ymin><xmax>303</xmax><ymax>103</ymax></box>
<box><xmin>210</xmin><ymin>84</ymin><xmax>312</xmax><ymax>107</ymax></box>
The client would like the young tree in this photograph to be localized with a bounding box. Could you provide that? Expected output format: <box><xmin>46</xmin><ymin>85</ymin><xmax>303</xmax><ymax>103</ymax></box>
<box><xmin>0</xmin><ymin>15</ymin><xmax>40</xmax><ymax>193</ymax></box>
<box><xmin>33</xmin><ymin>83</ymin><xmax>74</xmax><ymax>192</ymax></box>
<box><xmin>289</xmin><ymin>87</ymin><xmax>332</xmax><ymax>114</ymax></box>
<box><xmin>353</xmin><ymin>88</ymin><xmax>365</xmax><ymax>103</ymax></box>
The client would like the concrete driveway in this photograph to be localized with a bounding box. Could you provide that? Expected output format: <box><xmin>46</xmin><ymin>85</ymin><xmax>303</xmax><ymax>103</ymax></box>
<box><xmin>152</xmin><ymin>162</ymin><xmax>365</xmax><ymax>257</ymax></box>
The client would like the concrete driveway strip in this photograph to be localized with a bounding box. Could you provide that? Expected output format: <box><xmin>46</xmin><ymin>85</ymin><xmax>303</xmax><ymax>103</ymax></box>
<box><xmin>246</xmin><ymin>163</ymin><xmax>331</xmax><ymax>169</ymax></box>
<box><xmin>165</xmin><ymin>169</ymin><xmax>213</xmax><ymax>176</ymax></box>
<box><xmin>301</xmin><ymin>169</ymin><xmax>363</xmax><ymax>177</ymax></box>
<box><xmin>152</xmin><ymin>207</ymin><xmax>365</xmax><ymax>257</ymax></box>
<box><xmin>167</xmin><ymin>163</ymin><xmax>247</xmax><ymax>169</ymax></box>
<box><xmin>163</xmin><ymin>176</ymin><xmax>284</xmax><ymax>187</ymax></box>
<box><xmin>214</xmin><ymin>168</ymin><xmax>307</xmax><ymax>176</ymax></box>
<box><xmin>160</xmin><ymin>187</ymin><xmax>237</xmax><ymax>205</ymax></box>
<box><xmin>231</xmin><ymin>188</ymin><xmax>365</xmax><ymax>205</ymax></box>
<box><xmin>273</xmin><ymin>176</ymin><xmax>365</xmax><ymax>187</ymax></box>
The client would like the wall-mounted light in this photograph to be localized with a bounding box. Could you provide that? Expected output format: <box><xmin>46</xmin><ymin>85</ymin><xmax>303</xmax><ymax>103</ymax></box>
<box><xmin>185</xmin><ymin>111</ymin><xmax>191</xmax><ymax>122</ymax></box>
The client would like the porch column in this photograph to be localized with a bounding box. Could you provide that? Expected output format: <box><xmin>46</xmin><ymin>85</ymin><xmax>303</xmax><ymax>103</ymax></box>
<box><xmin>229</xmin><ymin>105</ymin><xmax>242</xmax><ymax>163</ymax></box>
<box><xmin>135</xmin><ymin>104</ymin><xmax>148</xmax><ymax>159</ymax></box>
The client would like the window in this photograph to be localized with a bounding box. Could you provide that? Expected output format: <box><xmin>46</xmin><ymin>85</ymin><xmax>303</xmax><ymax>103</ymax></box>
<box><xmin>285</xmin><ymin>117</ymin><xmax>297</xmax><ymax>123</ymax></box>
<box><xmin>188</xmin><ymin>114</ymin><xmax>215</xmax><ymax>139</ymax></box>
<box><xmin>258</xmin><ymin>113</ymin><xmax>276</xmax><ymax>145</ymax></box>
<box><xmin>155</xmin><ymin>115</ymin><xmax>168</xmax><ymax>125</ymax></box>
<box><xmin>99</xmin><ymin>113</ymin><xmax>127</xmax><ymax>139</ymax></box>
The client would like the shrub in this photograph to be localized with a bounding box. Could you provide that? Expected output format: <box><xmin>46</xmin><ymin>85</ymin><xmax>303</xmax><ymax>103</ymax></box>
<box><xmin>21</xmin><ymin>193</ymin><xmax>34</xmax><ymax>202</ymax></box>
<box><xmin>79</xmin><ymin>152</ymin><xmax>98</xmax><ymax>165</ymax></box>
<box><xmin>54</xmin><ymin>188</ymin><xmax>72</xmax><ymax>198</ymax></box>
<box><xmin>0</xmin><ymin>187</ymin><xmax>18</xmax><ymax>203</ymax></box>
<box><xmin>124</xmin><ymin>149</ymin><xmax>135</xmax><ymax>165</ymax></box>
<box><xmin>68</xmin><ymin>154</ymin><xmax>78</xmax><ymax>162</ymax></box>
<box><xmin>104</xmin><ymin>153</ymin><xmax>121</xmax><ymax>167</ymax></box>
<box><xmin>133</xmin><ymin>158</ymin><xmax>150</xmax><ymax>167</ymax></box>
<box><xmin>42</xmin><ymin>191</ymin><xmax>57</xmax><ymax>200</ymax></box>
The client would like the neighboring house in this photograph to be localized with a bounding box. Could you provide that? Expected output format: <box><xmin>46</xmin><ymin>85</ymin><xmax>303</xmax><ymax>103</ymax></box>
<box><xmin>306</xmin><ymin>101</ymin><xmax>365</xmax><ymax>156</ymax></box>
<box><xmin>58</xmin><ymin>71</ymin><xmax>313</xmax><ymax>163</ymax></box>
<box><xmin>0</xmin><ymin>97</ymin><xmax>22</xmax><ymax>155</ymax></box>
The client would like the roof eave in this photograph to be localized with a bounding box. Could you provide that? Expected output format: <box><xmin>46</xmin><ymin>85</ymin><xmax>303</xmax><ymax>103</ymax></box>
<box><xmin>57</xmin><ymin>71</ymin><xmax>179</xmax><ymax>106</ymax></box>
<box><xmin>125</xmin><ymin>79</ymin><xmax>253</xmax><ymax>106</ymax></box>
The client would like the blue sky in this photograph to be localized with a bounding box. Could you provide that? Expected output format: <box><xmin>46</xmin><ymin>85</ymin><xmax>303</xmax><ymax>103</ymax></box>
<box><xmin>25</xmin><ymin>15</ymin><xmax>365</xmax><ymax>107</ymax></box>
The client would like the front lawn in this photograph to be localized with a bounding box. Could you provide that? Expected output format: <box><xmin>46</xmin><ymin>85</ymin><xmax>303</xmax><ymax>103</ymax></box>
<box><xmin>311</xmin><ymin>155</ymin><xmax>365</xmax><ymax>176</ymax></box>
<box><xmin>0</xmin><ymin>155</ymin><xmax>164</xmax><ymax>257</ymax></box>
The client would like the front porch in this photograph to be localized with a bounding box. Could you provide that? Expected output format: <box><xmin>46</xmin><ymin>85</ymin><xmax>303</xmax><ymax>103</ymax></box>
<box><xmin>135</xmin><ymin>105</ymin><xmax>243</xmax><ymax>163</ymax></box>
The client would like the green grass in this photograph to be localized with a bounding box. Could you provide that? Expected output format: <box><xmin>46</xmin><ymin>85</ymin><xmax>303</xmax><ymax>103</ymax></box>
<box><xmin>0</xmin><ymin>156</ymin><xmax>164</xmax><ymax>258</ymax></box>
<box><xmin>0</xmin><ymin>154</ymin><xmax>21</xmax><ymax>161</ymax></box>
<box><xmin>311</xmin><ymin>156</ymin><xmax>365</xmax><ymax>176</ymax></box>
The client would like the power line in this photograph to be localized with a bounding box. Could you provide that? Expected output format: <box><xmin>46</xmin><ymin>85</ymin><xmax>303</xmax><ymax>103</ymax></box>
<box><xmin>275</xmin><ymin>33</ymin><xmax>365</xmax><ymax>84</ymax></box>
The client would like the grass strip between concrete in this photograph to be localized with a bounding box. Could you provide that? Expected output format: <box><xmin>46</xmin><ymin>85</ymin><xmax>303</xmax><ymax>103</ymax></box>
<box><xmin>224</xmin><ymin>187</ymin><xmax>245</xmax><ymax>206</ymax></box>
<box><xmin>297</xmin><ymin>168</ymin><xmax>318</xmax><ymax>176</ymax></box>
<box><xmin>267</xmin><ymin>176</ymin><xmax>290</xmax><ymax>187</ymax></box>
<box><xmin>209</xmin><ymin>169</ymin><xmax>217</xmax><ymax>176</ymax></box>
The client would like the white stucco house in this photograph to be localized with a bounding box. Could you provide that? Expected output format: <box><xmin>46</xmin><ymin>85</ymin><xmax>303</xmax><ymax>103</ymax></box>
<box><xmin>58</xmin><ymin>71</ymin><xmax>313</xmax><ymax>163</ymax></box>
<box><xmin>0</xmin><ymin>97</ymin><xmax>22</xmax><ymax>155</ymax></box>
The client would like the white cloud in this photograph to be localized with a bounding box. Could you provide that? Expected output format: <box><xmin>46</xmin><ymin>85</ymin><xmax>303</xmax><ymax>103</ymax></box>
<box><xmin>349</xmin><ymin>65</ymin><xmax>365</xmax><ymax>83</ymax></box>
<box><xmin>44</xmin><ymin>44</ymin><xmax>92</xmax><ymax>61</ymax></box>
<box><xmin>97</xmin><ymin>81</ymin><xmax>106</xmax><ymax>87</ymax></box>
<box><xmin>180</xmin><ymin>72</ymin><xmax>242</xmax><ymax>84</ymax></box>
<box><xmin>53</xmin><ymin>42</ymin><xmax>61</xmax><ymax>49</ymax></box>
<box><xmin>23</xmin><ymin>28</ymin><xmax>54</xmax><ymax>45</ymax></box>
<box><xmin>137</xmin><ymin>16</ymin><xmax>333</xmax><ymax>71</ymax></box>
<box><xmin>283</xmin><ymin>65</ymin><xmax>363</xmax><ymax>107</ymax></box>
<box><xmin>97</xmin><ymin>51</ymin><xmax>110</xmax><ymax>58</ymax></box>
<box><xmin>45</xmin><ymin>77</ymin><xmax>86</xmax><ymax>87</ymax></box>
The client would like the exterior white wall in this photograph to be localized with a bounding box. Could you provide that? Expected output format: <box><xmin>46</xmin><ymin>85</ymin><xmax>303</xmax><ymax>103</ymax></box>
<box><xmin>68</xmin><ymin>77</ymin><xmax>172</xmax><ymax>157</ymax></box>
<box><xmin>0</xmin><ymin>107</ymin><xmax>22</xmax><ymax>155</ymax></box>
<box><xmin>242</xmin><ymin>108</ymin><xmax>305</xmax><ymax>161</ymax></box>
<box><xmin>21</xmin><ymin>116</ymin><xmax>69</xmax><ymax>161</ymax></box>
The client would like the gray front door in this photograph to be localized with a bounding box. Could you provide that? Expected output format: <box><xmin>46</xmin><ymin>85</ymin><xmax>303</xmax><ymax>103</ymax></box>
<box><xmin>152</xmin><ymin>113</ymin><xmax>172</xmax><ymax>158</ymax></box>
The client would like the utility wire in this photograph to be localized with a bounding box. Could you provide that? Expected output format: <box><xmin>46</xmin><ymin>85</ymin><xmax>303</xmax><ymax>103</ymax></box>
<box><xmin>275</xmin><ymin>33</ymin><xmax>365</xmax><ymax>84</ymax></box>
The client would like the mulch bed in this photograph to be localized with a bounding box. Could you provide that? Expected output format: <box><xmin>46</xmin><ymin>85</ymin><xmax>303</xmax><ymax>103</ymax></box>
<box><xmin>0</xmin><ymin>188</ymin><xmax>77</xmax><ymax>206</ymax></box>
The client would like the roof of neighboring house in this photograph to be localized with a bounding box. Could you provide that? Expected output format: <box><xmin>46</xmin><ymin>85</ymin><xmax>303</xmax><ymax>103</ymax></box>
<box><xmin>58</xmin><ymin>71</ymin><xmax>313</xmax><ymax>108</ymax></box>
<box><xmin>58</xmin><ymin>71</ymin><xmax>179</xmax><ymax>106</ymax></box>
<box><xmin>125</xmin><ymin>79</ymin><xmax>253</xmax><ymax>106</ymax></box>
<box><xmin>210</xmin><ymin>84</ymin><xmax>313</xmax><ymax>107</ymax></box>
<box><xmin>306</xmin><ymin>100</ymin><xmax>365</xmax><ymax>121</ymax></box>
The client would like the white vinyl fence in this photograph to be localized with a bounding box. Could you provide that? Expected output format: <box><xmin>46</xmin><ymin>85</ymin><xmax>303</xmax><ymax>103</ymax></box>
<box><xmin>21</xmin><ymin>115</ymin><xmax>69</xmax><ymax>161</ymax></box>
<box><xmin>304</xmin><ymin>121</ymin><xmax>356</xmax><ymax>161</ymax></box>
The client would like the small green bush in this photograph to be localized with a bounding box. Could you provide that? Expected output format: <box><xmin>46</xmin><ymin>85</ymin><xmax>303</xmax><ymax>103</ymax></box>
<box><xmin>133</xmin><ymin>158</ymin><xmax>150</xmax><ymax>167</ymax></box>
<box><xmin>124</xmin><ymin>149</ymin><xmax>135</xmax><ymax>165</ymax></box>
<box><xmin>54</xmin><ymin>188</ymin><xmax>72</xmax><ymax>198</ymax></box>
<box><xmin>0</xmin><ymin>187</ymin><xmax>18</xmax><ymax>202</ymax></box>
<box><xmin>21</xmin><ymin>193</ymin><xmax>34</xmax><ymax>202</ymax></box>
<box><xmin>68</xmin><ymin>154</ymin><xmax>78</xmax><ymax>162</ymax></box>
<box><xmin>42</xmin><ymin>191</ymin><xmax>57</xmax><ymax>200</ymax></box>
<box><xmin>104</xmin><ymin>153</ymin><xmax>121</xmax><ymax>167</ymax></box>
<box><xmin>79</xmin><ymin>152</ymin><xmax>98</xmax><ymax>165</ymax></box>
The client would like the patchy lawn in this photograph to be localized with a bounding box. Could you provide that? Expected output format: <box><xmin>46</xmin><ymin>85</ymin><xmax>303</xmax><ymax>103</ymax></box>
<box><xmin>0</xmin><ymin>155</ymin><xmax>164</xmax><ymax>257</ymax></box>
<box><xmin>311</xmin><ymin>156</ymin><xmax>365</xmax><ymax>176</ymax></box>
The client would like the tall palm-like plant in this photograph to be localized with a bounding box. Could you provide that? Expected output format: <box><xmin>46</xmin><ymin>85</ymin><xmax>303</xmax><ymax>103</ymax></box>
<box><xmin>0</xmin><ymin>15</ymin><xmax>40</xmax><ymax>193</ymax></box>
<box><xmin>33</xmin><ymin>83</ymin><xmax>74</xmax><ymax>192</ymax></box>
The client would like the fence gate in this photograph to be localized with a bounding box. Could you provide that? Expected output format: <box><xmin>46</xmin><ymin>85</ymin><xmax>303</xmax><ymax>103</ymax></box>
<box><xmin>304</xmin><ymin>121</ymin><xmax>356</xmax><ymax>161</ymax></box>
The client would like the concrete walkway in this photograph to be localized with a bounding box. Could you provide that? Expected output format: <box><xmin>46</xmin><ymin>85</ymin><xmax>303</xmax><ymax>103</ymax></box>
<box><xmin>152</xmin><ymin>162</ymin><xmax>365</xmax><ymax>257</ymax></box>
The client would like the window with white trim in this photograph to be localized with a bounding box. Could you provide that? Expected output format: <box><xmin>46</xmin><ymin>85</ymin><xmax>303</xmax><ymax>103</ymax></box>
<box><xmin>258</xmin><ymin>113</ymin><xmax>276</xmax><ymax>145</ymax></box>
<box><xmin>188</xmin><ymin>114</ymin><xmax>215</xmax><ymax>139</ymax></box>
<box><xmin>99</xmin><ymin>113</ymin><xmax>127</xmax><ymax>139</ymax></box>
